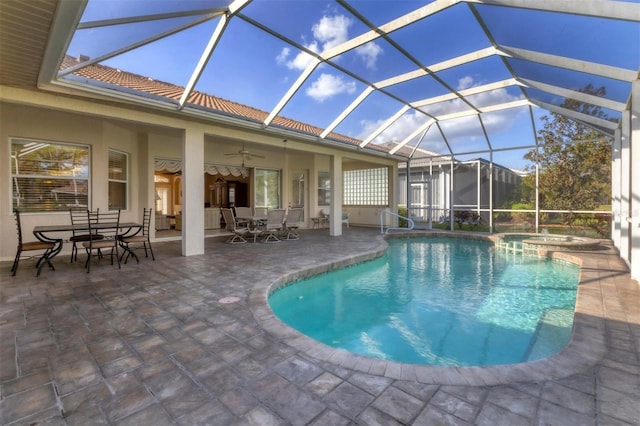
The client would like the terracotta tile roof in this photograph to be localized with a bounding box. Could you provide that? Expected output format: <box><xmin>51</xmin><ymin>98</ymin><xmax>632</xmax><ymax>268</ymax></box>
<box><xmin>61</xmin><ymin>55</ymin><xmax>393</xmax><ymax>154</ymax></box>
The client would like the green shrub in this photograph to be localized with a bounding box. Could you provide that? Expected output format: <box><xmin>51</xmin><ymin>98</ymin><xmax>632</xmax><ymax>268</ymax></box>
<box><xmin>511</xmin><ymin>203</ymin><xmax>533</xmax><ymax>223</ymax></box>
<box><xmin>398</xmin><ymin>206</ymin><xmax>408</xmax><ymax>227</ymax></box>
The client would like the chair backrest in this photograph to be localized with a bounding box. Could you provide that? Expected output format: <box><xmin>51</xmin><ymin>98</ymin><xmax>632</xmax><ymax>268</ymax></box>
<box><xmin>266</xmin><ymin>209</ymin><xmax>286</xmax><ymax>229</ymax></box>
<box><xmin>254</xmin><ymin>207</ymin><xmax>267</xmax><ymax>217</ymax></box>
<box><xmin>235</xmin><ymin>206</ymin><xmax>252</xmax><ymax>219</ymax></box>
<box><xmin>142</xmin><ymin>207</ymin><xmax>152</xmax><ymax>236</ymax></box>
<box><xmin>286</xmin><ymin>208</ymin><xmax>304</xmax><ymax>226</ymax></box>
<box><xmin>13</xmin><ymin>209</ymin><xmax>24</xmax><ymax>246</ymax></box>
<box><xmin>221</xmin><ymin>208</ymin><xmax>237</xmax><ymax>232</ymax></box>
<box><xmin>89</xmin><ymin>210</ymin><xmax>120</xmax><ymax>240</ymax></box>
<box><xmin>70</xmin><ymin>208</ymin><xmax>99</xmax><ymax>235</ymax></box>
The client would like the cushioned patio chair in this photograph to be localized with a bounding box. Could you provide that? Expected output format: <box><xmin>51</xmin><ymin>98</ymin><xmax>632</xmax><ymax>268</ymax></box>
<box><xmin>11</xmin><ymin>209</ymin><xmax>57</xmax><ymax>276</ymax></box>
<box><xmin>283</xmin><ymin>208</ymin><xmax>304</xmax><ymax>240</ymax></box>
<box><xmin>319</xmin><ymin>209</ymin><xmax>330</xmax><ymax>228</ymax></box>
<box><xmin>119</xmin><ymin>207</ymin><xmax>155</xmax><ymax>264</ymax></box>
<box><xmin>221</xmin><ymin>208</ymin><xmax>249</xmax><ymax>244</ymax></box>
<box><xmin>234</xmin><ymin>206</ymin><xmax>253</xmax><ymax>228</ymax></box>
<box><xmin>262</xmin><ymin>209</ymin><xmax>286</xmax><ymax>243</ymax></box>
<box><xmin>342</xmin><ymin>212</ymin><xmax>350</xmax><ymax>228</ymax></box>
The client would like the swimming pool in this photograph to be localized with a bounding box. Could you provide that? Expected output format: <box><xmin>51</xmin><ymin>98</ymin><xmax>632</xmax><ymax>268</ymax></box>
<box><xmin>269</xmin><ymin>237</ymin><xmax>580</xmax><ymax>366</ymax></box>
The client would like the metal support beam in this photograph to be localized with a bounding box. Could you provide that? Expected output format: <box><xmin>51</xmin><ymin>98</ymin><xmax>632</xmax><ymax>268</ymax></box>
<box><xmin>179</xmin><ymin>14</ymin><xmax>229</xmax><ymax>109</ymax></box>
<box><xmin>497</xmin><ymin>45</ymin><xmax>638</xmax><ymax>82</ymax></box>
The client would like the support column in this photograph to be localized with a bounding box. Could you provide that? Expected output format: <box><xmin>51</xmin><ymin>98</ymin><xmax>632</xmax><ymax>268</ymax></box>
<box><xmin>619</xmin><ymin>109</ymin><xmax>631</xmax><ymax>268</ymax></box>
<box><xmin>611</xmin><ymin>128</ymin><xmax>622</xmax><ymax>248</ymax></box>
<box><xmin>329</xmin><ymin>154</ymin><xmax>342</xmax><ymax>236</ymax></box>
<box><xmin>182</xmin><ymin>127</ymin><xmax>205</xmax><ymax>256</ymax></box>
<box><xmin>449</xmin><ymin>161</ymin><xmax>454</xmax><ymax>231</ymax></box>
<box><xmin>406</xmin><ymin>160</ymin><xmax>411</xmax><ymax>221</ymax></box>
<box><xmin>629</xmin><ymin>79</ymin><xmax>640</xmax><ymax>282</ymax></box>
<box><xmin>389</xmin><ymin>162</ymin><xmax>398</xmax><ymax>226</ymax></box>
<box><xmin>476</xmin><ymin>159</ymin><xmax>481</xmax><ymax>216</ymax></box>
<box><xmin>428</xmin><ymin>161</ymin><xmax>433</xmax><ymax>229</ymax></box>
<box><xmin>489</xmin><ymin>153</ymin><xmax>494</xmax><ymax>232</ymax></box>
<box><xmin>137</xmin><ymin>133</ymin><xmax>151</xmax><ymax>232</ymax></box>
<box><xmin>535</xmin><ymin>160</ymin><xmax>540</xmax><ymax>233</ymax></box>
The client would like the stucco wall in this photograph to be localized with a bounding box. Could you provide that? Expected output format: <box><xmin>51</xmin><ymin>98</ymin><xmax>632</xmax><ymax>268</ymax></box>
<box><xmin>1</xmin><ymin>104</ymin><xmax>146</xmax><ymax>260</ymax></box>
<box><xmin>1</xmin><ymin>100</ymin><xmax>399</xmax><ymax>261</ymax></box>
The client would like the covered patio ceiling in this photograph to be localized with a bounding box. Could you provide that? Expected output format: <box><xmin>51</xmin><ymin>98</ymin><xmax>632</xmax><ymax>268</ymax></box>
<box><xmin>35</xmin><ymin>0</ymin><xmax>640</xmax><ymax>169</ymax></box>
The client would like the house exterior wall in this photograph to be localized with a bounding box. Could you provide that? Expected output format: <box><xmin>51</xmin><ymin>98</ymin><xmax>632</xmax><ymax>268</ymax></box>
<box><xmin>1</xmin><ymin>88</ymin><xmax>400</xmax><ymax>261</ymax></box>
<box><xmin>1</xmin><ymin>103</ymin><xmax>145</xmax><ymax>261</ymax></box>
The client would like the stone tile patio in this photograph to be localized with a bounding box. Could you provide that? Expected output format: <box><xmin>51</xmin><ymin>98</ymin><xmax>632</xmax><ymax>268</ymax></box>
<box><xmin>1</xmin><ymin>227</ymin><xmax>638</xmax><ymax>425</ymax></box>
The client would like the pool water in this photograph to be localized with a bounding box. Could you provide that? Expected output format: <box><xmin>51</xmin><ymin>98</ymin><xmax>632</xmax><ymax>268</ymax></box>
<box><xmin>269</xmin><ymin>237</ymin><xmax>580</xmax><ymax>366</ymax></box>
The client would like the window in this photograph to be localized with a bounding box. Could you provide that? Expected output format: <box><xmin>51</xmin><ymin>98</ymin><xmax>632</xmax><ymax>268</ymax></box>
<box><xmin>344</xmin><ymin>167</ymin><xmax>389</xmax><ymax>206</ymax></box>
<box><xmin>255</xmin><ymin>168</ymin><xmax>280</xmax><ymax>209</ymax></box>
<box><xmin>290</xmin><ymin>171</ymin><xmax>305</xmax><ymax>208</ymax></box>
<box><xmin>108</xmin><ymin>149</ymin><xmax>128</xmax><ymax>210</ymax></box>
<box><xmin>11</xmin><ymin>138</ymin><xmax>90</xmax><ymax>212</ymax></box>
<box><xmin>317</xmin><ymin>171</ymin><xmax>330</xmax><ymax>206</ymax></box>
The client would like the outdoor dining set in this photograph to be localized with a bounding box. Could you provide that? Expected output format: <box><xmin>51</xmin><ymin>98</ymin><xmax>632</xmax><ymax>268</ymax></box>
<box><xmin>11</xmin><ymin>205</ymin><xmax>308</xmax><ymax>277</ymax></box>
<box><xmin>221</xmin><ymin>206</ymin><xmax>304</xmax><ymax>244</ymax></box>
<box><xmin>11</xmin><ymin>207</ymin><xmax>154</xmax><ymax>276</ymax></box>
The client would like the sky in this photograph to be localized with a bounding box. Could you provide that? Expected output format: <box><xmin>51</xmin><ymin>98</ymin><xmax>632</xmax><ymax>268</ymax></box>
<box><xmin>65</xmin><ymin>0</ymin><xmax>639</xmax><ymax>171</ymax></box>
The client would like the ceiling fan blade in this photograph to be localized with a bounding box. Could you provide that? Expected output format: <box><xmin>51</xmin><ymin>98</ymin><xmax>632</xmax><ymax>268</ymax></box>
<box><xmin>224</xmin><ymin>146</ymin><xmax>265</xmax><ymax>161</ymax></box>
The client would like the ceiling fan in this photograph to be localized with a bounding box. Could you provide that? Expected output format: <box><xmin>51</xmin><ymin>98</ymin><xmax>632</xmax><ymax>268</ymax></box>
<box><xmin>224</xmin><ymin>145</ymin><xmax>264</xmax><ymax>165</ymax></box>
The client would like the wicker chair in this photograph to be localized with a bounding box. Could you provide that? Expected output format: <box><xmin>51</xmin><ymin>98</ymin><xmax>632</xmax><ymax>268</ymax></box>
<box><xmin>11</xmin><ymin>209</ymin><xmax>57</xmax><ymax>276</ymax></box>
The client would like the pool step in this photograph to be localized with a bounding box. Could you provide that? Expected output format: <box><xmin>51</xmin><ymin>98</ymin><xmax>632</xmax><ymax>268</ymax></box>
<box><xmin>526</xmin><ymin>309</ymin><xmax>573</xmax><ymax>361</ymax></box>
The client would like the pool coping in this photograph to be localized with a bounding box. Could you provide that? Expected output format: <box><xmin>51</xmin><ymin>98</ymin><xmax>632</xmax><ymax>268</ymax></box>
<box><xmin>490</xmin><ymin>232</ymin><xmax>601</xmax><ymax>251</ymax></box>
<box><xmin>249</xmin><ymin>230</ymin><xmax>609</xmax><ymax>386</ymax></box>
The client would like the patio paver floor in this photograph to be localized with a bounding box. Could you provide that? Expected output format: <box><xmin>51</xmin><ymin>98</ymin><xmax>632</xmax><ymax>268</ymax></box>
<box><xmin>1</xmin><ymin>227</ymin><xmax>638</xmax><ymax>425</ymax></box>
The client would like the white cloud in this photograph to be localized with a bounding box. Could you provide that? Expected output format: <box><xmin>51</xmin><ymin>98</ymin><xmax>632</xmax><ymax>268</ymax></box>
<box><xmin>277</xmin><ymin>14</ymin><xmax>381</xmax><ymax>69</ymax></box>
<box><xmin>276</xmin><ymin>13</ymin><xmax>383</xmax><ymax>103</ymax></box>
<box><xmin>457</xmin><ymin>76</ymin><xmax>474</xmax><ymax>90</ymax></box>
<box><xmin>312</xmin><ymin>15</ymin><xmax>352</xmax><ymax>50</ymax></box>
<box><xmin>278</xmin><ymin>15</ymin><xmax>352</xmax><ymax>72</ymax></box>
<box><xmin>356</xmin><ymin>42</ymin><xmax>383</xmax><ymax>69</ymax></box>
<box><xmin>291</xmin><ymin>48</ymin><xmax>318</xmax><ymax>70</ymax></box>
<box><xmin>278</xmin><ymin>42</ymin><xmax>320</xmax><ymax>71</ymax></box>
<box><xmin>358</xmin><ymin>110</ymin><xmax>425</xmax><ymax>143</ymax></box>
<box><xmin>306</xmin><ymin>73</ymin><xmax>356</xmax><ymax>102</ymax></box>
<box><xmin>276</xmin><ymin>47</ymin><xmax>290</xmax><ymax>65</ymax></box>
<box><xmin>312</xmin><ymin>15</ymin><xmax>382</xmax><ymax>69</ymax></box>
<box><xmin>357</xmin><ymin>76</ymin><xmax>527</xmax><ymax>151</ymax></box>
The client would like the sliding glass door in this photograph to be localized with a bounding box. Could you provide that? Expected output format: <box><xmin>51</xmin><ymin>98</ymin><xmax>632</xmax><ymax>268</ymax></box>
<box><xmin>255</xmin><ymin>168</ymin><xmax>281</xmax><ymax>209</ymax></box>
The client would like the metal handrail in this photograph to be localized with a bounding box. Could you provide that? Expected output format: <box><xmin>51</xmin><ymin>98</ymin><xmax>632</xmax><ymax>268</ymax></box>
<box><xmin>380</xmin><ymin>211</ymin><xmax>414</xmax><ymax>234</ymax></box>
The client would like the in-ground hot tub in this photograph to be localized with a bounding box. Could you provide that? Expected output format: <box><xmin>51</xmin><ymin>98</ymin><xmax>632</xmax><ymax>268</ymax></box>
<box><xmin>491</xmin><ymin>233</ymin><xmax>601</xmax><ymax>255</ymax></box>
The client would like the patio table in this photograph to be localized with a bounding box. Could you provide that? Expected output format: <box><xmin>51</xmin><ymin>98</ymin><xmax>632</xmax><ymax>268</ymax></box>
<box><xmin>235</xmin><ymin>215</ymin><xmax>267</xmax><ymax>242</ymax></box>
<box><xmin>33</xmin><ymin>222</ymin><xmax>142</xmax><ymax>273</ymax></box>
